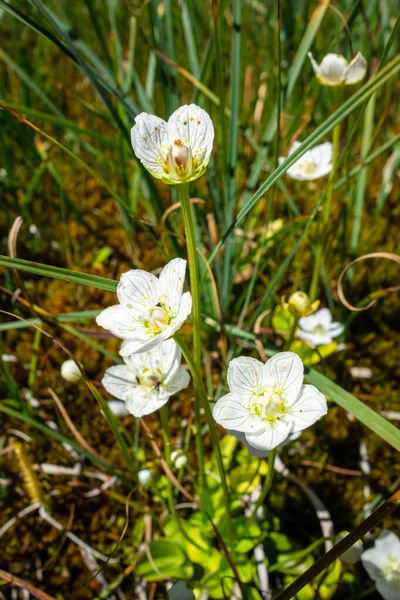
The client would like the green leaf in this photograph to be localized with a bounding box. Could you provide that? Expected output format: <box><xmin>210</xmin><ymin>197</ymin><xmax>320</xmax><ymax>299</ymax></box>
<box><xmin>0</xmin><ymin>255</ymin><xmax>117</xmax><ymax>292</ymax></box>
<box><xmin>135</xmin><ymin>539</ymin><xmax>193</xmax><ymax>581</ymax></box>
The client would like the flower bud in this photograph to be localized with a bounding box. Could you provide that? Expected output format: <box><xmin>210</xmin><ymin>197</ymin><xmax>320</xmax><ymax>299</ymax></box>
<box><xmin>60</xmin><ymin>359</ymin><xmax>82</xmax><ymax>383</ymax></box>
<box><xmin>284</xmin><ymin>291</ymin><xmax>320</xmax><ymax>318</ymax></box>
<box><xmin>337</xmin><ymin>531</ymin><xmax>363</xmax><ymax>564</ymax></box>
<box><xmin>138</xmin><ymin>469</ymin><xmax>152</xmax><ymax>485</ymax></box>
<box><xmin>171</xmin><ymin>450</ymin><xmax>187</xmax><ymax>469</ymax></box>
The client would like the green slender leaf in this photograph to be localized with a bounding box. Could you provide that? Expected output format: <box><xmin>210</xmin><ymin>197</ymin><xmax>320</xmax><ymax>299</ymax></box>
<box><xmin>0</xmin><ymin>255</ymin><xmax>117</xmax><ymax>292</ymax></box>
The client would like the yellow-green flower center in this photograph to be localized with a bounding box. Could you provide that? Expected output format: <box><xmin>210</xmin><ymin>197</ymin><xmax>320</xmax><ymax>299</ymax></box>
<box><xmin>383</xmin><ymin>558</ymin><xmax>400</xmax><ymax>583</ymax></box>
<box><xmin>248</xmin><ymin>385</ymin><xmax>288</xmax><ymax>424</ymax></box>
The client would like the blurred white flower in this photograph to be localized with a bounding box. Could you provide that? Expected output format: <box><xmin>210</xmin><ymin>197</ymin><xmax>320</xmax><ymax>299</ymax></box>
<box><xmin>131</xmin><ymin>104</ymin><xmax>214</xmax><ymax>185</ymax></box>
<box><xmin>107</xmin><ymin>400</ymin><xmax>130</xmax><ymax>417</ymax></box>
<box><xmin>362</xmin><ymin>530</ymin><xmax>400</xmax><ymax>600</ymax></box>
<box><xmin>171</xmin><ymin>449</ymin><xmax>187</xmax><ymax>468</ymax></box>
<box><xmin>138</xmin><ymin>469</ymin><xmax>152</xmax><ymax>485</ymax></box>
<box><xmin>101</xmin><ymin>339</ymin><xmax>190</xmax><ymax>417</ymax></box>
<box><xmin>1</xmin><ymin>354</ymin><xmax>18</xmax><ymax>363</ymax></box>
<box><xmin>308</xmin><ymin>52</ymin><xmax>367</xmax><ymax>86</ymax></box>
<box><xmin>60</xmin><ymin>359</ymin><xmax>82</xmax><ymax>383</ymax></box>
<box><xmin>279</xmin><ymin>141</ymin><xmax>332</xmax><ymax>181</ymax></box>
<box><xmin>213</xmin><ymin>352</ymin><xmax>327</xmax><ymax>452</ymax></box>
<box><xmin>336</xmin><ymin>531</ymin><xmax>363</xmax><ymax>564</ymax></box>
<box><xmin>96</xmin><ymin>258</ymin><xmax>192</xmax><ymax>357</ymax></box>
<box><xmin>298</xmin><ymin>308</ymin><xmax>344</xmax><ymax>346</ymax></box>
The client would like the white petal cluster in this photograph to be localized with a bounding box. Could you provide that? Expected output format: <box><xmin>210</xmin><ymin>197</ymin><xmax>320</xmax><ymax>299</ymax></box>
<box><xmin>131</xmin><ymin>104</ymin><xmax>214</xmax><ymax>185</ymax></box>
<box><xmin>279</xmin><ymin>141</ymin><xmax>332</xmax><ymax>181</ymax></box>
<box><xmin>362</xmin><ymin>531</ymin><xmax>400</xmax><ymax>600</ymax></box>
<box><xmin>308</xmin><ymin>52</ymin><xmax>367</xmax><ymax>86</ymax></box>
<box><xmin>213</xmin><ymin>352</ymin><xmax>327</xmax><ymax>452</ymax></box>
<box><xmin>298</xmin><ymin>308</ymin><xmax>344</xmax><ymax>346</ymax></box>
<box><xmin>102</xmin><ymin>339</ymin><xmax>190</xmax><ymax>417</ymax></box>
<box><xmin>96</xmin><ymin>258</ymin><xmax>192</xmax><ymax>357</ymax></box>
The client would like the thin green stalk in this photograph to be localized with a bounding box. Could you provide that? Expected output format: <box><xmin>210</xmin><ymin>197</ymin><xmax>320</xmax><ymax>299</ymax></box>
<box><xmin>309</xmin><ymin>121</ymin><xmax>341</xmax><ymax>301</ymax></box>
<box><xmin>286</xmin><ymin>317</ymin><xmax>298</xmax><ymax>351</ymax></box>
<box><xmin>177</xmin><ymin>183</ymin><xmax>205</xmax><ymax>488</ymax></box>
<box><xmin>252</xmin><ymin>449</ymin><xmax>277</xmax><ymax>517</ymax></box>
<box><xmin>174</xmin><ymin>333</ymin><xmax>234</xmax><ymax>549</ymax></box>
<box><xmin>350</xmin><ymin>93</ymin><xmax>376</xmax><ymax>256</ymax></box>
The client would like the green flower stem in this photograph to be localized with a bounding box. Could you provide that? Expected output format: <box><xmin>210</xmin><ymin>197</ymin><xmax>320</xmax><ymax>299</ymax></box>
<box><xmin>286</xmin><ymin>316</ymin><xmax>299</xmax><ymax>351</ymax></box>
<box><xmin>252</xmin><ymin>448</ymin><xmax>277</xmax><ymax>518</ymax></box>
<box><xmin>309</xmin><ymin>121</ymin><xmax>341</xmax><ymax>301</ymax></box>
<box><xmin>174</xmin><ymin>332</ymin><xmax>234</xmax><ymax>549</ymax></box>
<box><xmin>177</xmin><ymin>182</ymin><xmax>205</xmax><ymax>487</ymax></box>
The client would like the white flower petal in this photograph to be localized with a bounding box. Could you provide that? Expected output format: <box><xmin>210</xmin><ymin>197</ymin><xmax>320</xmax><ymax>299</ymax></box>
<box><xmin>307</xmin><ymin>142</ymin><xmax>333</xmax><ymax>166</ymax></box>
<box><xmin>264</xmin><ymin>352</ymin><xmax>304</xmax><ymax>404</ymax></box>
<box><xmin>344</xmin><ymin>52</ymin><xmax>367</xmax><ymax>84</ymax></box>
<box><xmin>119</xmin><ymin>331</ymin><xmax>169</xmax><ymax>356</ymax></box>
<box><xmin>227</xmin><ymin>356</ymin><xmax>267</xmax><ymax>395</ymax></box>
<box><xmin>228</xmin><ymin>430</ymin><xmax>271</xmax><ymax>457</ymax></box>
<box><xmin>329</xmin><ymin>321</ymin><xmax>345</xmax><ymax>338</ymax></box>
<box><xmin>245</xmin><ymin>419</ymin><xmax>293</xmax><ymax>451</ymax></box>
<box><xmin>125</xmin><ymin>387</ymin><xmax>170</xmax><ymax>417</ymax></box>
<box><xmin>159</xmin><ymin>258</ymin><xmax>186</xmax><ymax>313</ymax></box>
<box><xmin>174</xmin><ymin>291</ymin><xmax>193</xmax><ymax>327</ymax></box>
<box><xmin>288</xmin><ymin>141</ymin><xmax>302</xmax><ymax>155</ymax></box>
<box><xmin>131</xmin><ymin>113</ymin><xmax>169</xmax><ymax>176</ymax></box>
<box><xmin>96</xmin><ymin>305</ymin><xmax>142</xmax><ymax>340</ymax></box>
<box><xmin>289</xmin><ymin>384</ymin><xmax>327</xmax><ymax>433</ymax></box>
<box><xmin>376</xmin><ymin>578</ymin><xmax>400</xmax><ymax>600</ymax></box>
<box><xmin>167</xmin><ymin>104</ymin><xmax>214</xmax><ymax>172</ymax></box>
<box><xmin>314</xmin><ymin>53</ymin><xmax>348</xmax><ymax>85</ymax></box>
<box><xmin>107</xmin><ymin>400</ymin><xmax>130</xmax><ymax>417</ymax></box>
<box><xmin>164</xmin><ymin>365</ymin><xmax>190</xmax><ymax>396</ymax></box>
<box><xmin>297</xmin><ymin>330</ymin><xmax>333</xmax><ymax>346</ymax></box>
<box><xmin>102</xmin><ymin>364</ymin><xmax>139</xmax><ymax>401</ymax></box>
<box><xmin>213</xmin><ymin>392</ymin><xmax>261</xmax><ymax>434</ymax></box>
<box><xmin>117</xmin><ymin>269</ymin><xmax>160</xmax><ymax>310</ymax></box>
<box><xmin>374</xmin><ymin>530</ymin><xmax>400</xmax><ymax>555</ymax></box>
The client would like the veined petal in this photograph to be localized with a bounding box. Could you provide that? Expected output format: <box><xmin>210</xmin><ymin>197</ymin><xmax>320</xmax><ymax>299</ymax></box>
<box><xmin>264</xmin><ymin>352</ymin><xmax>304</xmax><ymax>404</ymax></box>
<box><xmin>167</xmin><ymin>104</ymin><xmax>214</xmax><ymax>173</ymax></box>
<box><xmin>228</xmin><ymin>430</ymin><xmax>270</xmax><ymax>457</ymax></box>
<box><xmin>174</xmin><ymin>292</ymin><xmax>193</xmax><ymax>328</ymax></box>
<box><xmin>163</xmin><ymin>365</ymin><xmax>191</xmax><ymax>396</ymax></box>
<box><xmin>131</xmin><ymin>113</ymin><xmax>169</xmax><ymax>177</ymax></box>
<box><xmin>227</xmin><ymin>356</ymin><xmax>266</xmax><ymax>396</ymax></box>
<box><xmin>96</xmin><ymin>305</ymin><xmax>139</xmax><ymax>340</ymax></box>
<box><xmin>311</xmin><ymin>53</ymin><xmax>348</xmax><ymax>86</ymax></box>
<box><xmin>213</xmin><ymin>392</ymin><xmax>261</xmax><ymax>433</ymax></box>
<box><xmin>145</xmin><ymin>338</ymin><xmax>182</xmax><ymax>377</ymax></box>
<box><xmin>159</xmin><ymin>258</ymin><xmax>187</xmax><ymax>313</ymax></box>
<box><xmin>245</xmin><ymin>419</ymin><xmax>292</xmax><ymax>451</ymax></box>
<box><xmin>117</xmin><ymin>269</ymin><xmax>160</xmax><ymax>309</ymax></box>
<box><xmin>119</xmin><ymin>331</ymin><xmax>169</xmax><ymax>357</ymax></box>
<box><xmin>125</xmin><ymin>387</ymin><xmax>170</xmax><ymax>417</ymax></box>
<box><xmin>102</xmin><ymin>364</ymin><xmax>139</xmax><ymax>402</ymax></box>
<box><xmin>344</xmin><ymin>52</ymin><xmax>367</xmax><ymax>84</ymax></box>
<box><xmin>289</xmin><ymin>384</ymin><xmax>327</xmax><ymax>433</ymax></box>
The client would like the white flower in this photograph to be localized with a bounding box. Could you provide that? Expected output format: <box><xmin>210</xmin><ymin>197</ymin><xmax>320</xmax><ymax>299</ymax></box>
<box><xmin>1</xmin><ymin>354</ymin><xmax>18</xmax><ymax>363</ymax></box>
<box><xmin>96</xmin><ymin>258</ymin><xmax>192</xmax><ymax>357</ymax></box>
<box><xmin>60</xmin><ymin>359</ymin><xmax>82</xmax><ymax>383</ymax></box>
<box><xmin>336</xmin><ymin>531</ymin><xmax>363</xmax><ymax>564</ymax></box>
<box><xmin>361</xmin><ymin>531</ymin><xmax>400</xmax><ymax>600</ymax></box>
<box><xmin>131</xmin><ymin>104</ymin><xmax>214</xmax><ymax>185</ymax></box>
<box><xmin>138</xmin><ymin>469</ymin><xmax>152</xmax><ymax>485</ymax></box>
<box><xmin>101</xmin><ymin>339</ymin><xmax>190</xmax><ymax>417</ymax></box>
<box><xmin>298</xmin><ymin>308</ymin><xmax>344</xmax><ymax>346</ymax></box>
<box><xmin>107</xmin><ymin>400</ymin><xmax>130</xmax><ymax>418</ymax></box>
<box><xmin>171</xmin><ymin>449</ymin><xmax>187</xmax><ymax>469</ymax></box>
<box><xmin>308</xmin><ymin>52</ymin><xmax>367</xmax><ymax>86</ymax></box>
<box><xmin>213</xmin><ymin>352</ymin><xmax>327</xmax><ymax>452</ymax></box>
<box><xmin>279</xmin><ymin>141</ymin><xmax>332</xmax><ymax>180</ymax></box>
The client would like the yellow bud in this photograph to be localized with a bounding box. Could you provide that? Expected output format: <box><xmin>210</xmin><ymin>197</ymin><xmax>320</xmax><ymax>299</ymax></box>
<box><xmin>284</xmin><ymin>291</ymin><xmax>320</xmax><ymax>318</ymax></box>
